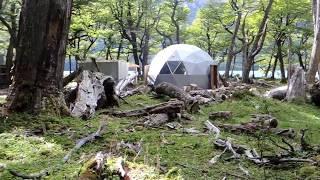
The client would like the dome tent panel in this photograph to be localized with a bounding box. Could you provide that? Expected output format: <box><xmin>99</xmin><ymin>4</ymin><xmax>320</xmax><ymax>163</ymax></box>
<box><xmin>148</xmin><ymin>44</ymin><xmax>217</xmax><ymax>89</ymax></box>
<box><xmin>182</xmin><ymin>50</ymin><xmax>213</xmax><ymax>64</ymax></box>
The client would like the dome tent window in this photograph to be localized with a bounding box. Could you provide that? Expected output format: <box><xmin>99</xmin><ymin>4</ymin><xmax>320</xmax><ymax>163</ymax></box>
<box><xmin>159</xmin><ymin>63</ymin><xmax>171</xmax><ymax>74</ymax></box>
<box><xmin>174</xmin><ymin>62</ymin><xmax>186</xmax><ymax>75</ymax></box>
<box><xmin>148</xmin><ymin>44</ymin><xmax>217</xmax><ymax>89</ymax></box>
<box><xmin>167</xmin><ymin>61</ymin><xmax>181</xmax><ymax>72</ymax></box>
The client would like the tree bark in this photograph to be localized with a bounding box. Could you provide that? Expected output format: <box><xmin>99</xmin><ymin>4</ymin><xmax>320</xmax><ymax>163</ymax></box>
<box><xmin>6</xmin><ymin>0</ymin><xmax>72</xmax><ymax>115</ymax></box>
<box><xmin>286</xmin><ymin>67</ymin><xmax>306</xmax><ymax>103</ymax></box>
<box><xmin>306</xmin><ymin>0</ymin><xmax>320</xmax><ymax>83</ymax></box>
<box><xmin>298</xmin><ymin>52</ymin><xmax>305</xmax><ymax>70</ymax></box>
<box><xmin>225</xmin><ymin>1</ymin><xmax>242</xmax><ymax>79</ymax></box>
<box><xmin>271</xmin><ymin>57</ymin><xmax>278</xmax><ymax>79</ymax></box>
<box><xmin>171</xmin><ymin>0</ymin><xmax>180</xmax><ymax>44</ymax></box>
<box><xmin>5</xmin><ymin>3</ymin><xmax>17</xmax><ymax>83</ymax></box>
<box><xmin>242</xmin><ymin>0</ymin><xmax>274</xmax><ymax>83</ymax></box>
<box><xmin>276</xmin><ymin>40</ymin><xmax>286</xmax><ymax>82</ymax></box>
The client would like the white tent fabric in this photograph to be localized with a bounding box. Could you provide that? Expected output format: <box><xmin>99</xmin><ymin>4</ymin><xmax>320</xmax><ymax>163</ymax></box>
<box><xmin>148</xmin><ymin>44</ymin><xmax>217</xmax><ymax>89</ymax></box>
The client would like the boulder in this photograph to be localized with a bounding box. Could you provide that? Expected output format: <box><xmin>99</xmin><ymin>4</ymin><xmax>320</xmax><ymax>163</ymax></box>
<box><xmin>265</xmin><ymin>86</ymin><xmax>287</xmax><ymax>100</ymax></box>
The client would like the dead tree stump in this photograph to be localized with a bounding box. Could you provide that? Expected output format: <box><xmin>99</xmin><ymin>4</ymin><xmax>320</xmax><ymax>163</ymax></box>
<box><xmin>310</xmin><ymin>82</ymin><xmax>320</xmax><ymax>106</ymax></box>
<box><xmin>286</xmin><ymin>67</ymin><xmax>306</xmax><ymax>103</ymax></box>
<box><xmin>70</xmin><ymin>70</ymin><xmax>118</xmax><ymax>119</ymax></box>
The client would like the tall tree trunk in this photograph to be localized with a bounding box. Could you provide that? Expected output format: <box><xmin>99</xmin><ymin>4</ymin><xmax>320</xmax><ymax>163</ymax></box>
<box><xmin>130</xmin><ymin>32</ymin><xmax>141</xmax><ymax>76</ymax></box>
<box><xmin>225</xmin><ymin>9</ymin><xmax>241</xmax><ymax>79</ymax></box>
<box><xmin>276</xmin><ymin>40</ymin><xmax>286</xmax><ymax>82</ymax></box>
<box><xmin>271</xmin><ymin>57</ymin><xmax>278</xmax><ymax>79</ymax></box>
<box><xmin>141</xmin><ymin>28</ymin><xmax>150</xmax><ymax>75</ymax></box>
<box><xmin>265</xmin><ymin>58</ymin><xmax>272</xmax><ymax>78</ymax></box>
<box><xmin>117</xmin><ymin>38</ymin><xmax>123</xmax><ymax>60</ymax></box>
<box><xmin>2</xmin><ymin>3</ymin><xmax>18</xmax><ymax>84</ymax></box>
<box><xmin>306</xmin><ymin>0</ymin><xmax>320</xmax><ymax>83</ymax></box>
<box><xmin>265</xmin><ymin>45</ymin><xmax>275</xmax><ymax>78</ymax></box>
<box><xmin>287</xmin><ymin>36</ymin><xmax>293</xmax><ymax>80</ymax></box>
<box><xmin>231</xmin><ymin>55</ymin><xmax>236</xmax><ymax>77</ymax></box>
<box><xmin>6</xmin><ymin>0</ymin><xmax>72</xmax><ymax>115</ymax></box>
<box><xmin>171</xmin><ymin>0</ymin><xmax>180</xmax><ymax>44</ymax></box>
<box><xmin>242</xmin><ymin>0</ymin><xmax>274</xmax><ymax>83</ymax></box>
<box><xmin>298</xmin><ymin>52</ymin><xmax>305</xmax><ymax>70</ymax></box>
<box><xmin>242</xmin><ymin>43</ymin><xmax>251</xmax><ymax>83</ymax></box>
<box><xmin>206</xmin><ymin>26</ymin><xmax>212</xmax><ymax>57</ymax></box>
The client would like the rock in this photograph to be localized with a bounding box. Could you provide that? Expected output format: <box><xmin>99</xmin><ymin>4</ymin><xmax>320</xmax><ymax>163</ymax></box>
<box><xmin>265</xmin><ymin>86</ymin><xmax>287</xmax><ymax>100</ymax></box>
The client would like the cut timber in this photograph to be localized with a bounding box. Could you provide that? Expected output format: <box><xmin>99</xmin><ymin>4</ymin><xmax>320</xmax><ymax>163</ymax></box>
<box><xmin>109</xmin><ymin>100</ymin><xmax>184</xmax><ymax>117</ymax></box>
<box><xmin>286</xmin><ymin>67</ymin><xmax>306</xmax><ymax>102</ymax></box>
<box><xmin>209</xmin><ymin>111</ymin><xmax>232</xmax><ymax>120</ymax></box>
<box><xmin>70</xmin><ymin>70</ymin><xmax>118</xmax><ymax>119</ymax></box>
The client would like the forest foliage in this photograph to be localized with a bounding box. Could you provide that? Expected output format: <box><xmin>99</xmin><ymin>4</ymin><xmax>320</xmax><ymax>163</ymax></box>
<box><xmin>0</xmin><ymin>0</ymin><xmax>313</xmax><ymax>80</ymax></box>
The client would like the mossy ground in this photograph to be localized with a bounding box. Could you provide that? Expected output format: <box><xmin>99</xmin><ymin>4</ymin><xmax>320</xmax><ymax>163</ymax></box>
<box><xmin>0</xmin><ymin>90</ymin><xmax>320</xmax><ymax>179</ymax></box>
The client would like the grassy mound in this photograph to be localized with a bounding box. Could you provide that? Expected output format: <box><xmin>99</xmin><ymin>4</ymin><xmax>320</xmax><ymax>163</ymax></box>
<box><xmin>0</xmin><ymin>93</ymin><xmax>320</xmax><ymax>179</ymax></box>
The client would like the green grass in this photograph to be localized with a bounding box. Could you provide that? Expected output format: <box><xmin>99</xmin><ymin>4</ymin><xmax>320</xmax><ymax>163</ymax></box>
<box><xmin>1</xmin><ymin>92</ymin><xmax>320</xmax><ymax>179</ymax></box>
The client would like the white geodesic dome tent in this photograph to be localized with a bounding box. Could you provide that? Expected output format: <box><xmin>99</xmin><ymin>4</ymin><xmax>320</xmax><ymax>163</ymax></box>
<box><xmin>148</xmin><ymin>44</ymin><xmax>217</xmax><ymax>89</ymax></box>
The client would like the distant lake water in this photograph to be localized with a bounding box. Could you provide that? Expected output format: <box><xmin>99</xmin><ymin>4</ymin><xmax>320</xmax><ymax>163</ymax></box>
<box><xmin>219</xmin><ymin>70</ymin><xmax>285</xmax><ymax>79</ymax></box>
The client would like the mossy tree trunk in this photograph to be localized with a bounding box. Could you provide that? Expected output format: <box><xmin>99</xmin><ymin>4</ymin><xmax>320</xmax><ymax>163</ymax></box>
<box><xmin>6</xmin><ymin>0</ymin><xmax>72</xmax><ymax>115</ymax></box>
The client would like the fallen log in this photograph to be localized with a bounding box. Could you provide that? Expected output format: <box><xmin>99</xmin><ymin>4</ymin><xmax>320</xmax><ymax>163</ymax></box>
<box><xmin>189</xmin><ymin>90</ymin><xmax>214</xmax><ymax>98</ymax></box>
<box><xmin>155</xmin><ymin>82</ymin><xmax>194</xmax><ymax>104</ymax></box>
<box><xmin>155</xmin><ymin>82</ymin><xmax>200</xmax><ymax>113</ymax></box>
<box><xmin>109</xmin><ymin>99</ymin><xmax>184</xmax><ymax>117</ymax></box>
